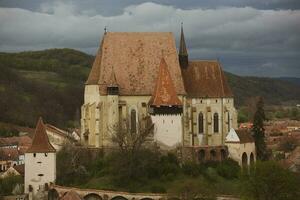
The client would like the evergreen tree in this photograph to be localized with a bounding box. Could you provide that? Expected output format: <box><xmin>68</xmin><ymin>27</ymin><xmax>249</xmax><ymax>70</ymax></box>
<box><xmin>252</xmin><ymin>96</ymin><xmax>268</xmax><ymax>160</ymax></box>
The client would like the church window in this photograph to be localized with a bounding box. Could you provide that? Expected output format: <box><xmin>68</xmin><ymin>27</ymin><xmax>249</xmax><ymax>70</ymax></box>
<box><xmin>198</xmin><ymin>113</ymin><xmax>204</xmax><ymax>134</ymax></box>
<box><xmin>213</xmin><ymin>113</ymin><xmax>219</xmax><ymax>133</ymax></box>
<box><xmin>227</xmin><ymin>112</ymin><xmax>230</xmax><ymax>131</ymax></box>
<box><xmin>130</xmin><ymin>109</ymin><xmax>137</xmax><ymax>134</ymax></box>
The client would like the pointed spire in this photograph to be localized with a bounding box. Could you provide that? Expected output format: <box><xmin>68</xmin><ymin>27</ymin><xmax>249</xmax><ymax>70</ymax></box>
<box><xmin>26</xmin><ymin>117</ymin><xmax>56</xmax><ymax>153</ymax></box>
<box><xmin>179</xmin><ymin>23</ymin><xmax>189</xmax><ymax>68</ymax></box>
<box><xmin>149</xmin><ymin>57</ymin><xmax>182</xmax><ymax>107</ymax></box>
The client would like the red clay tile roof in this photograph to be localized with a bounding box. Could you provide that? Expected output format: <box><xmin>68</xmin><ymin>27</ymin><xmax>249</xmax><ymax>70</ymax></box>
<box><xmin>26</xmin><ymin>118</ymin><xmax>56</xmax><ymax>153</ymax></box>
<box><xmin>0</xmin><ymin>136</ymin><xmax>32</xmax><ymax>147</ymax></box>
<box><xmin>86</xmin><ymin>32</ymin><xmax>186</xmax><ymax>96</ymax></box>
<box><xmin>236</xmin><ymin>129</ymin><xmax>254</xmax><ymax>143</ymax></box>
<box><xmin>0</xmin><ymin>148</ymin><xmax>19</xmax><ymax>160</ymax></box>
<box><xmin>181</xmin><ymin>60</ymin><xmax>233</xmax><ymax>98</ymax></box>
<box><xmin>149</xmin><ymin>57</ymin><xmax>182</xmax><ymax>107</ymax></box>
<box><xmin>13</xmin><ymin>164</ymin><xmax>25</xmax><ymax>176</ymax></box>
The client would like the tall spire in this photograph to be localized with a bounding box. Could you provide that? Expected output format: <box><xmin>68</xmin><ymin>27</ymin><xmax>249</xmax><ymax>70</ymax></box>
<box><xmin>26</xmin><ymin>117</ymin><xmax>56</xmax><ymax>153</ymax></box>
<box><xmin>149</xmin><ymin>57</ymin><xmax>182</xmax><ymax>107</ymax></box>
<box><xmin>179</xmin><ymin>22</ymin><xmax>189</xmax><ymax>68</ymax></box>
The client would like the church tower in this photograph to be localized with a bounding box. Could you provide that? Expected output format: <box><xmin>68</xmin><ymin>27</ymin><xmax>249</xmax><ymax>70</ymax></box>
<box><xmin>106</xmin><ymin>69</ymin><xmax>119</xmax><ymax>145</ymax></box>
<box><xmin>179</xmin><ymin>23</ymin><xmax>189</xmax><ymax>68</ymax></box>
<box><xmin>149</xmin><ymin>57</ymin><xmax>183</xmax><ymax>148</ymax></box>
<box><xmin>25</xmin><ymin>117</ymin><xmax>56</xmax><ymax>196</ymax></box>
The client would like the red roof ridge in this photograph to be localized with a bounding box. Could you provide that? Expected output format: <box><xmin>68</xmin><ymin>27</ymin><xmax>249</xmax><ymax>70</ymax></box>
<box><xmin>149</xmin><ymin>57</ymin><xmax>182</xmax><ymax>107</ymax></box>
<box><xmin>26</xmin><ymin>117</ymin><xmax>56</xmax><ymax>153</ymax></box>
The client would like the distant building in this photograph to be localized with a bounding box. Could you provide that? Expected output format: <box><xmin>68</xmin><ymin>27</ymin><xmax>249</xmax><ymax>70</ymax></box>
<box><xmin>225</xmin><ymin>128</ymin><xmax>256</xmax><ymax>166</ymax></box>
<box><xmin>45</xmin><ymin>123</ymin><xmax>72</xmax><ymax>150</ymax></box>
<box><xmin>81</xmin><ymin>27</ymin><xmax>238</xmax><ymax>155</ymax></box>
<box><xmin>25</xmin><ymin>117</ymin><xmax>56</xmax><ymax>196</ymax></box>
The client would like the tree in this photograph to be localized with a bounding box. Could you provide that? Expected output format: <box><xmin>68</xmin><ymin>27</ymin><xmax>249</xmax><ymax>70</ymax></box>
<box><xmin>252</xmin><ymin>97</ymin><xmax>268</xmax><ymax>160</ymax></box>
<box><xmin>109</xmin><ymin>116</ymin><xmax>157</xmax><ymax>185</ymax></box>
<box><xmin>240</xmin><ymin>161</ymin><xmax>300</xmax><ymax>200</ymax></box>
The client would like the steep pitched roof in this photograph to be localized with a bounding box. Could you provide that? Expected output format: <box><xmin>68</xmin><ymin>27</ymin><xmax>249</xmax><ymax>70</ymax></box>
<box><xmin>149</xmin><ymin>57</ymin><xmax>182</xmax><ymax>107</ymax></box>
<box><xmin>86</xmin><ymin>32</ymin><xmax>186</xmax><ymax>96</ymax></box>
<box><xmin>226</xmin><ymin>128</ymin><xmax>254</xmax><ymax>144</ymax></box>
<box><xmin>181</xmin><ymin>60</ymin><xmax>233</xmax><ymax>98</ymax></box>
<box><xmin>26</xmin><ymin>118</ymin><xmax>56</xmax><ymax>153</ymax></box>
<box><xmin>236</xmin><ymin>129</ymin><xmax>254</xmax><ymax>143</ymax></box>
<box><xmin>179</xmin><ymin>25</ymin><xmax>188</xmax><ymax>56</ymax></box>
<box><xmin>13</xmin><ymin>164</ymin><xmax>25</xmax><ymax>176</ymax></box>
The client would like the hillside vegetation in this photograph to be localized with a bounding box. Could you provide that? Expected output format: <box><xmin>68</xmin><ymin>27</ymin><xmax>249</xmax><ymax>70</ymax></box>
<box><xmin>0</xmin><ymin>49</ymin><xmax>299</xmax><ymax>129</ymax></box>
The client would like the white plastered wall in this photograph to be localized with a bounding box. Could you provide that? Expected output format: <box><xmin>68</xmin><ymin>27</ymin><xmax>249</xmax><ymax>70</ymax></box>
<box><xmin>24</xmin><ymin>152</ymin><xmax>56</xmax><ymax>195</ymax></box>
<box><xmin>151</xmin><ymin>114</ymin><xmax>182</xmax><ymax>148</ymax></box>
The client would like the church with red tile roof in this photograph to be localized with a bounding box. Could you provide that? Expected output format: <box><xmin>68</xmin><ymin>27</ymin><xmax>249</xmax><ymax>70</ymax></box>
<box><xmin>81</xmin><ymin>26</ymin><xmax>238</xmax><ymax>150</ymax></box>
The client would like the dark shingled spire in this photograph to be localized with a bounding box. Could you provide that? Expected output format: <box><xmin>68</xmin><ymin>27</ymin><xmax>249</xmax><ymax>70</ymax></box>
<box><xmin>179</xmin><ymin>23</ymin><xmax>188</xmax><ymax>68</ymax></box>
<box><xmin>26</xmin><ymin>117</ymin><xmax>56</xmax><ymax>153</ymax></box>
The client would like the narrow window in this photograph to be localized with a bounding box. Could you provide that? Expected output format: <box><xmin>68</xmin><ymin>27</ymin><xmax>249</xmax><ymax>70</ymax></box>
<box><xmin>214</xmin><ymin>113</ymin><xmax>219</xmax><ymax>133</ymax></box>
<box><xmin>131</xmin><ymin>109</ymin><xmax>137</xmax><ymax>133</ymax></box>
<box><xmin>198</xmin><ymin>113</ymin><xmax>204</xmax><ymax>134</ymax></box>
<box><xmin>227</xmin><ymin>112</ymin><xmax>230</xmax><ymax>131</ymax></box>
<box><xmin>45</xmin><ymin>153</ymin><xmax>48</xmax><ymax>157</ymax></box>
<box><xmin>33</xmin><ymin>153</ymin><xmax>36</xmax><ymax>158</ymax></box>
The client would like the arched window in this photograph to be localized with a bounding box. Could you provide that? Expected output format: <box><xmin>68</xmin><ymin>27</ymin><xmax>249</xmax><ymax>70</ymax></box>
<box><xmin>242</xmin><ymin>152</ymin><xmax>248</xmax><ymax>167</ymax></box>
<box><xmin>130</xmin><ymin>109</ymin><xmax>137</xmax><ymax>134</ymax></box>
<box><xmin>227</xmin><ymin>112</ymin><xmax>230</xmax><ymax>131</ymax></box>
<box><xmin>198</xmin><ymin>113</ymin><xmax>204</xmax><ymax>134</ymax></box>
<box><xmin>213</xmin><ymin>113</ymin><xmax>219</xmax><ymax>133</ymax></box>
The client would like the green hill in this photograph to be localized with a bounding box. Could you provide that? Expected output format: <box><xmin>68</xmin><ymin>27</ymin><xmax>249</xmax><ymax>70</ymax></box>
<box><xmin>0</xmin><ymin>49</ymin><xmax>299</xmax><ymax>129</ymax></box>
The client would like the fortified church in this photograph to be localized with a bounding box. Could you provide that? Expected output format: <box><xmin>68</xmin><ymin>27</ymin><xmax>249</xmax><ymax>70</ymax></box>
<box><xmin>22</xmin><ymin>27</ymin><xmax>256</xmax><ymax>198</ymax></box>
<box><xmin>80</xmin><ymin>26</ymin><xmax>251</xmax><ymax>163</ymax></box>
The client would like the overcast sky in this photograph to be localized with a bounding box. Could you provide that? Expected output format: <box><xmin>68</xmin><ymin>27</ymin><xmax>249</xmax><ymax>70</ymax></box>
<box><xmin>0</xmin><ymin>0</ymin><xmax>299</xmax><ymax>77</ymax></box>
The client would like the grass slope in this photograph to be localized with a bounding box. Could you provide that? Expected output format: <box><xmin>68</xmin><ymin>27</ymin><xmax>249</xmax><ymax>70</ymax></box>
<box><xmin>0</xmin><ymin>48</ymin><xmax>299</xmax><ymax>129</ymax></box>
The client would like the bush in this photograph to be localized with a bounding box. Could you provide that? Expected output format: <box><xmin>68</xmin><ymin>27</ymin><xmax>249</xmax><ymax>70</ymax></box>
<box><xmin>240</xmin><ymin>161</ymin><xmax>300</xmax><ymax>200</ymax></box>
<box><xmin>182</xmin><ymin>162</ymin><xmax>203</xmax><ymax>177</ymax></box>
<box><xmin>216</xmin><ymin>159</ymin><xmax>240</xmax><ymax>179</ymax></box>
<box><xmin>0</xmin><ymin>175</ymin><xmax>23</xmax><ymax>196</ymax></box>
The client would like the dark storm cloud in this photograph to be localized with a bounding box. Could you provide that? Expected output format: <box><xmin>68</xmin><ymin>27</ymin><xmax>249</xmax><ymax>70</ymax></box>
<box><xmin>0</xmin><ymin>1</ymin><xmax>299</xmax><ymax>77</ymax></box>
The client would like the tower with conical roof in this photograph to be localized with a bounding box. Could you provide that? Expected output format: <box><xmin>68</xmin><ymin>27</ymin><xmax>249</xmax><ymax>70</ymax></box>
<box><xmin>149</xmin><ymin>57</ymin><xmax>183</xmax><ymax>148</ymax></box>
<box><xmin>25</xmin><ymin>117</ymin><xmax>56</xmax><ymax>196</ymax></box>
<box><xmin>179</xmin><ymin>23</ymin><xmax>189</xmax><ymax>68</ymax></box>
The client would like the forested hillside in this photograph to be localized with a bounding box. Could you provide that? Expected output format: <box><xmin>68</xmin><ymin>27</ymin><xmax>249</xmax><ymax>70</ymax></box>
<box><xmin>0</xmin><ymin>49</ymin><xmax>299</xmax><ymax>129</ymax></box>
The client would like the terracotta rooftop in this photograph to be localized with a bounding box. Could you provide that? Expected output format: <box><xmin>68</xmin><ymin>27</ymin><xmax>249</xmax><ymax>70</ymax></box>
<box><xmin>0</xmin><ymin>148</ymin><xmax>19</xmax><ymax>160</ymax></box>
<box><xmin>236</xmin><ymin>129</ymin><xmax>254</xmax><ymax>143</ymax></box>
<box><xmin>13</xmin><ymin>164</ymin><xmax>25</xmax><ymax>176</ymax></box>
<box><xmin>181</xmin><ymin>60</ymin><xmax>233</xmax><ymax>98</ymax></box>
<box><xmin>26</xmin><ymin>117</ymin><xmax>56</xmax><ymax>153</ymax></box>
<box><xmin>149</xmin><ymin>57</ymin><xmax>182</xmax><ymax>107</ymax></box>
<box><xmin>0</xmin><ymin>136</ymin><xmax>32</xmax><ymax>147</ymax></box>
<box><xmin>86</xmin><ymin>32</ymin><xmax>186</xmax><ymax>96</ymax></box>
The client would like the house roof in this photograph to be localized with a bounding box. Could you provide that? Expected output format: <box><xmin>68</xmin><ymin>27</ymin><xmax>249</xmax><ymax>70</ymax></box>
<box><xmin>13</xmin><ymin>164</ymin><xmax>25</xmax><ymax>176</ymax></box>
<box><xmin>149</xmin><ymin>57</ymin><xmax>182</xmax><ymax>107</ymax></box>
<box><xmin>0</xmin><ymin>136</ymin><xmax>32</xmax><ymax>148</ymax></box>
<box><xmin>26</xmin><ymin>117</ymin><xmax>56</xmax><ymax>153</ymax></box>
<box><xmin>45</xmin><ymin>124</ymin><xmax>68</xmax><ymax>138</ymax></box>
<box><xmin>86</xmin><ymin>32</ymin><xmax>186</xmax><ymax>96</ymax></box>
<box><xmin>181</xmin><ymin>60</ymin><xmax>233</xmax><ymax>98</ymax></box>
<box><xmin>236</xmin><ymin>129</ymin><xmax>254</xmax><ymax>143</ymax></box>
<box><xmin>226</xmin><ymin>128</ymin><xmax>254</xmax><ymax>144</ymax></box>
<box><xmin>0</xmin><ymin>148</ymin><xmax>19</xmax><ymax>160</ymax></box>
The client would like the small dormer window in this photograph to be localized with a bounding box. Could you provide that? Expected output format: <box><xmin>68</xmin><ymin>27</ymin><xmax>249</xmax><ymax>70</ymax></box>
<box><xmin>33</xmin><ymin>153</ymin><xmax>36</xmax><ymax>157</ymax></box>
